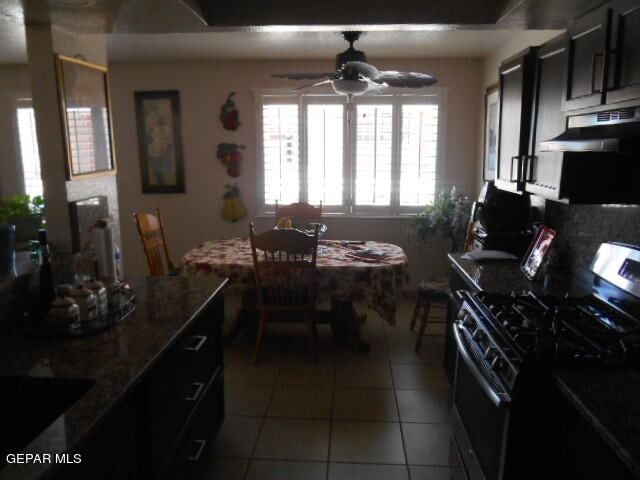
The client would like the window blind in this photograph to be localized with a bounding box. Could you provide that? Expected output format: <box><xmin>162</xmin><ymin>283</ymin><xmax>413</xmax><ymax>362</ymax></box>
<box><xmin>307</xmin><ymin>104</ymin><xmax>344</xmax><ymax>206</ymax></box>
<box><xmin>399</xmin><ymin>104</ymin><xmax>439</xmax><ymax>206</ymax></box>
<box><xmin>262</xmin><ymin>103</ymin><xmax>300</xmax><ymax>205</ymax></box>
<box><xmin>354</xmin><ymin>104</ymin><xmax>393</xmax><ymax>206</ymax></box>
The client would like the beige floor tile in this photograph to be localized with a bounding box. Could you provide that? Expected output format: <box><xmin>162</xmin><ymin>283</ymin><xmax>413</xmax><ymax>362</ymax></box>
<box><xmin>328</xmin><ymin>462</ymin><xmax>409</xmax><ymax>480</ymax></box>
<box><xmin>211</xmin><ymin>416</ymin><xmax>262</xmax><ymax>458</ymax></box>
<box><xmin>330</xmin><ymin>421</ymin><xmax>405</xmax><ymax>464</ymax></box>
<box><xmin>225</xmin><ymin>361</ymin><xmax>281</xmax><ymax>385</ymax></box>
<box><xmin>260</xmin><ymin>328</ymin><xmax>336</xmax><ymax>364</ymax></box>
<box><xmin>246</xmin><ymin>460</ymin><xmax>327</xmax><ymax>480</ymax></box>
<box><xmin>254</xmin><ymin>418</ymin><xmax>331</xmax><ymax>461</ymax></box>
<box><xmin>195</xmin><ymin>458</ymin><xmax>248</xmax><ymax>480</ymax></box>
<box><xmin>396</xmin><ymin>389</ymin><xmax>452</xmax><ymax>423</ymax></box>
<box><xmin>409</xmin><ymin>465</ymin><xmax>462</xmax><ymax>480</ymax></box>
<box><xmin>333</xmin><ymin>388</ymin><xmax>398</xmax><ymax>421</ymax></box>
<box><xmin>335</xmin><ymin>339</ymin><xmax>389</xmax><ymax>364</ymax></box>
<box><xmin>386</xmin><ymin>330</ymin><xmax>442</xmax><ymax>365</ymax></box>
<box><xmin>268</xmin><ymin>386</ymin><xmax>333</xmax><ymax>419</ymax></box>
<box><xmin>225</xmin><ymin>384</ymin><xmax>273</xmax><ymax>416</ymax></box>
<box><xmin>276</xmin><ymin>363</ymin><xmax>335</xmax><ymax>387</ymax></box>
<box><xmin>391</xmin><ymin>364</ymin><xmax>450</xmax><ymax>390</ymax></box>
<box><xmin>335</xmin><ymin>363</ymin><xmax>392</xmax><ymax>389</ymax></box>
<box><xmin>402</xmin><ymin>423</ymin><xmax>452</xmax><ymax>466</ymax></box>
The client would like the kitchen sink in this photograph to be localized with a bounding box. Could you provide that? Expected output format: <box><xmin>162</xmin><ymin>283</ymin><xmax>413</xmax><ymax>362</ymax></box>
<box><xmin>0</xmin><ymin>375</ymin><xmax>95</xmax><ymax>468</ymax></box>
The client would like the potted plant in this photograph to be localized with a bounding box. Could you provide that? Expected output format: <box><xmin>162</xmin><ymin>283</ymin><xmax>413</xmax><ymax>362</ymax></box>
<box><xmin>0</xmin><ymin>194</ymin><xmax>45</xmax><ymax>244</ymax></box>
<box><xmin>407</xmin><ymin>186</ymin><xmax>471</xmax><ymax>253</ymax></box>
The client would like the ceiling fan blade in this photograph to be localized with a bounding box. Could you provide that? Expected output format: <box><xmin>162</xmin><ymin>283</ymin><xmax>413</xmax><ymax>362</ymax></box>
<box><xmin>341</xmin><ymin>61</ymin><xmax>380</xmax><ymax>80</ymax></box>
<box><xmin>294</xmin><ymin>79</ymin><xmax>333</xmax><ymax>91</ymax></box>
<box><xmin>271</xmin><ymin>73</ymin><xmax>333</xmax><ymax>80</ymax></box>
<box><xmin>374</xmin><ymin>71</ymin><xmax>438</xmax><ymax>88</ymax></box>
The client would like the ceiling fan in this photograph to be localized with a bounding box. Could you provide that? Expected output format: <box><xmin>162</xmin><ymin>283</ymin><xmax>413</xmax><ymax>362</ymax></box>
<box><xmin>272</xmin><ymin>31</ymin><xmax>437</xmax><ymax>97</ymax></box>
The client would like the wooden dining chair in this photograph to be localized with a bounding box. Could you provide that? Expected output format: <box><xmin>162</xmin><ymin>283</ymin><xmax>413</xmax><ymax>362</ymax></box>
<box><xmin>249</xmin><ymin>222</ymin><xmax>320</xmax><ymax>364</ymax></box>
<box><xmin>274</xmin><ymin>201</ymin><xmax>322</xmax><ymax>227</ymax></box>
<box><xmin>133</xmin><ymin>207</ymin><xmax>178</xmax><ymax>276</ymax></box>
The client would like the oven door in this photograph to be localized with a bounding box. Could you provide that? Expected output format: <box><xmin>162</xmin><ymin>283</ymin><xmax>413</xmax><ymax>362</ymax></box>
<box><xmin>452</xmin><ymin>320</ymin><xmax>511</xmax><ymax>480</ymax></box>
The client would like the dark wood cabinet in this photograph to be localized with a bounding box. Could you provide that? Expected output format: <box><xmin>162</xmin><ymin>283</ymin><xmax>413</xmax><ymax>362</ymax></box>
<box><xmin>565</xmin><ymin>0</ymin><xmax>640</xmax><ymax>110</ymax></box>
<box><xmin>608</xmin><ymin>0</ymin><xmax>640</xmax><ymax>104</ymax></box>
<box><xmin>526</xmin><ymin>35</ymin><xmax>568</xmax><ymax>200</ymax></box>
<box><xmin>52</xmin><ymin>288</ymin><xmax>226</xmax><ymax>480</ymax></box>
<box><xmin>144</xmin><ymin>292</ymin><xmax>225</xmax><ymax>480</ymax></box>
<box><xmin>565</xmin><ymin>5</ymin><xmax>612</xmax><ymax>111</ymax></box>
<box><xmin>495</xmin><ymin>48</ymin><xmax>537</xmax><ymax>194</ymax></box>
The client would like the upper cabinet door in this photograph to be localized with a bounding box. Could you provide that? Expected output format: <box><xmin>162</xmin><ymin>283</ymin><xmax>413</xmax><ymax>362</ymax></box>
<box><xmin>526</xmin><ymin>36</ymin><xmax>568</xmax><ymax>200</ymax></box>
<box><xmin>565</xmin><ymin>5</ymin><xmax>612</xmax><ymax>111</ymax></box>
<box><xmin>495</xmin><ymin>49</ymin><xmax>536</xmax><ymax>194</ymax></box>
<box><xmin>607</xmin><ymin>0</ymin><xmax>640</xmax><ymax>104</ymax></box>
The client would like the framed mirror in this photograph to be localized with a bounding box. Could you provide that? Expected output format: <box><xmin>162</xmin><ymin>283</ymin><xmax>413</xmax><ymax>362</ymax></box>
<box><xmin>56</xmin><ymin>54</ymin><xmax>116</xmax><ymax>179</ymax></box>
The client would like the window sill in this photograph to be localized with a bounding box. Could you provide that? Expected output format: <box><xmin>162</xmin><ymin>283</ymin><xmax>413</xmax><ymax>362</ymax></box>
<box><xmin>256</xmin><ymin>213</ymin><xmax>416</xmax><ymax>221</ymax></box>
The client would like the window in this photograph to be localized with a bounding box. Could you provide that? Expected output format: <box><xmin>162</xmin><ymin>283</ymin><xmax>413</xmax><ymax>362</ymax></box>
<box><xmin>16</xmin><ymin>105</ymin><xmax>43</xmax><ymax>198</ymax></box>
<box><xmin>257</xmin><ymin>90</ymin><xmax>445</xmax><ymax>215</ymax></box>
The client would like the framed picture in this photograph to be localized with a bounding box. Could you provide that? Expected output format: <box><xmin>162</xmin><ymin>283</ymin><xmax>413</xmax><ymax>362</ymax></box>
<box><xmin>520</xmin><ymin>225</ymin><xmax>556</xmax><ymax>280</ymax></box>
<box><xmin>483</xmin><ymin>84</ymin><xmax>499</xmax><ymax>181</ymax></box>
<box><xmin>56</xmin><ymin>55</ymin><xmax>116</xmax><ymax>179</ymax></box>
<box><xmin>134</xmin><ymin>90</ymin><xmax>185</xmax><ymax>193</ymax></box>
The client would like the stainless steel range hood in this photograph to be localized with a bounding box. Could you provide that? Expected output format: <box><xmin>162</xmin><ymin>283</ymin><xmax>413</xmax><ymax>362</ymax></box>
<box><xmin>539</xmin><ymin>106</ymin><xmax>640</xmax><ymax>152</ymax></box>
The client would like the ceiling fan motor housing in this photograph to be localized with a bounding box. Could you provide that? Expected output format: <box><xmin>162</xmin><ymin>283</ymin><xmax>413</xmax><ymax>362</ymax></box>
<box><xmin>335</xmin><ymin>47</ymin><xmax>368</xmax><ymax>71</ymax></box>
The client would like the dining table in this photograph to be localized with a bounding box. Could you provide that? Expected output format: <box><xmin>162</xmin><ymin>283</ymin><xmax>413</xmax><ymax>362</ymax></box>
<box><xmin>181</xmin><ymin>238</ymin><xmax>410</xmax><ymax>349</ymax></box>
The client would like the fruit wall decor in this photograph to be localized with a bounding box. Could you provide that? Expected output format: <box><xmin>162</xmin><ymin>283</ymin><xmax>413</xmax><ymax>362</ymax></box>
<box><xmin>216</xmin><ymin>143</ymin><xmax>245</xmax><ymax>178</ymax></box>
<box><xmin>221</xmin><ymin>184</ymin><xmax>248</xmax><ymax>222</ymax></box>
<box><xmin>220</xmin><ymin>92</ymin><xmax>241</xmax><ymax>131</ymax></box>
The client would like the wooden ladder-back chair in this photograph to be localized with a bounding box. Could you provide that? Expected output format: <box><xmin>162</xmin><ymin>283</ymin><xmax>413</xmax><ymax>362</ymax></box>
<box><xmin>275</xmin><ymin>201</ymin><xmax>322</xmax><ymax>227</ymax></box>
<box><xmin>133</xmin><ymin>208</ymin><xmax>177</xmax><ymax>276</ymax></box>
<box><xmin>249</xmin><ymin>222</ymin><xmax>320</xmax><ymax>364</ymax></box>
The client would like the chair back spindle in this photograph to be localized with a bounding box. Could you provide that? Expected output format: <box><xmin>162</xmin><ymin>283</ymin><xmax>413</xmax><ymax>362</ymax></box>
<box><xmin>134</xmin><ymin>208</ymin><xmax>176</xmax><ymax>276</ymax></box>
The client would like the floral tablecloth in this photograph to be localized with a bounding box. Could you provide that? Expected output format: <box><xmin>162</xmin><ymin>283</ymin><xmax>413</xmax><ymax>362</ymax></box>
<box><xmin>181</xmin><ymin>238</ymin><xmax>409</xmax><ymax>325</ymax></box>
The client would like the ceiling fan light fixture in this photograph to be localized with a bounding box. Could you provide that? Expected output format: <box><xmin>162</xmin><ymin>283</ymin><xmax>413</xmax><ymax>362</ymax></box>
<box><xmin>332</xmin><ymin>79</ymin><xmax>370</xmax><ymax>96</ymax></box>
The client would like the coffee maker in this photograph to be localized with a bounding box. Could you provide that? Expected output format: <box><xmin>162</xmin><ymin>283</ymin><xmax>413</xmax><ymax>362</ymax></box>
<box><xmin>469</xmin><ymin>182</ymin><xmax>532</xmax><ymax>256</ymax></box>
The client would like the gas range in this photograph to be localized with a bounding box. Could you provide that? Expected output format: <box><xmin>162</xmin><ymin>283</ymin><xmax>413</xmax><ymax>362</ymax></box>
<box><xmin>455</xmin><ymin>242</ymin><xmax>640</xmax><ymax>403</ymax></box>
<box><xmin>451</xmin><ymin>242</ymin><xmax>640</xmax><ymax>480</ymax></box>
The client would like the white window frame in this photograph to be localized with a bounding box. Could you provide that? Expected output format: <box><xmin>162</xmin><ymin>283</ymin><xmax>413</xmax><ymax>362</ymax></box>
<box><xmin>254</xmin><ymin>86</ymin><xmax>448</xmax><ymax>217</ymax></box>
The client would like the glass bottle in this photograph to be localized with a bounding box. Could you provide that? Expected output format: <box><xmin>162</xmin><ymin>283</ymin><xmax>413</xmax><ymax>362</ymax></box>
<box><xmin>38</xmin><ymin>229</ymin><xmax>56</xmax><ymax>314</ymax></box>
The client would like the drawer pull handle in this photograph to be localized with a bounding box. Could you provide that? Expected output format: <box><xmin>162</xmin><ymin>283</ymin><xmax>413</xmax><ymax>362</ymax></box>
<box><xmin>185</xmin><ymin>335</ymin><xmax>207</xmax><ymax>352</ymax></box>
<box><xmin>184</xmin><ymin>382</ymin><xmax>205</xmax><ymax>402</ymax></box>
<box><xmin>188</xmin><ymin>439</ymin><xmax>207</xmax><ymax>462</ymax></box>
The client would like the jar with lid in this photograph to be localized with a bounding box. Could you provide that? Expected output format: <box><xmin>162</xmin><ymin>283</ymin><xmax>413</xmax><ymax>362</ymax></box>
<box><xmin>86</xmin><ymin>278</ymin><xmax>108</xmax><ymax>316</ymax></box>
<box><xmin>47</xmin><ymin>297</ymin><xmax>80</xmax><ymax>328</ymax></box>
<box><xmin>68</xmin><ymin>284</ymin><xmax>97</xmax><ymax>323</ymax></box>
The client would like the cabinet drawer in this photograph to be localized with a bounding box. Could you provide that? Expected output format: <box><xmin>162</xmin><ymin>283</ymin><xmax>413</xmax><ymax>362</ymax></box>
<box><xmin>166</xmin><ymin>374</ymin><xmax>225</xmax><ymax>480</ymax></box>
<box><xmin>146</xmin><ymin>305</ymin><xmax>223</xmax><ymax>478</ymax></box>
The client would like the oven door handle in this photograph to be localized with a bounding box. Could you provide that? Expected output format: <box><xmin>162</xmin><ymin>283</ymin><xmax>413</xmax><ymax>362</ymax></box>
<box><xmin>454</xmin><ymin>323</ymin><xmax>511</xmax><ymax>408</ymax></box>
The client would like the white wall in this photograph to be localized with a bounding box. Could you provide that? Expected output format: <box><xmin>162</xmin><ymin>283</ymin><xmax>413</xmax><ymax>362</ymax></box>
<box><xmin>109</xmin><ymin>57</ymin><xmax>483</xmax><ymax>284</ymax></box>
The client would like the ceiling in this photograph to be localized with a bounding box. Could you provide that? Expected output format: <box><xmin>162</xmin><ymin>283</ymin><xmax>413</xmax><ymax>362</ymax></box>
<box><xmin>0</xmin><ymin>0</ymin><xmax>582</xmax><ymax>64</ymax></box>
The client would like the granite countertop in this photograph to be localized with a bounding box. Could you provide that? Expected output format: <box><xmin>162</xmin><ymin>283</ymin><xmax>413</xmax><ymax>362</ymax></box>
<box><xmin>447</xmin><ymin>252</ymin><xmax>581</xmax><ymax>297</ymax></box>
<box><xmin>0</xmin><ymin>275</ymin><xmax>227</xmax><ymax>480</ymax></box>
<box><xmin>448</xmin><ymin>253</ymin><xmax>640</xmax><ymax>478</ymax></box>
<box><xmin>553</xmin><ymin>368</ymin><xmax>640</xmax><ymax>478</ymax></box>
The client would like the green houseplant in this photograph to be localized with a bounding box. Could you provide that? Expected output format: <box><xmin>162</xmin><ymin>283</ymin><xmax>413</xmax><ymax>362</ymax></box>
<box><xmin>0</xmin><ymin>194</ymin><xmax>45</xmax><ymax>243</ymax></box>
<box><xmin>407</xmin><ymin>186</ymin><xmax>471</xmax><ymax>252</ymax></box>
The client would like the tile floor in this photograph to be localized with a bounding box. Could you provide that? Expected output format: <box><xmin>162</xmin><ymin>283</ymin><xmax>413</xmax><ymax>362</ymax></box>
<box><xmin>195</xmin><ymin>299</ymin><xmax>460</xmax><ymax>480</ymax></box>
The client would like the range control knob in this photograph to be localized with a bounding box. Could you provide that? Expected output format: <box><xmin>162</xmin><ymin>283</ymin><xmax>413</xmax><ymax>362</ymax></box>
<box><xmin>472</xmin><ymin>328</ymin><xmax>485</xmax><ymax>341</ymax></box>
<box><xmin>484</xmin><ymin>346</ymin><xmax>497</xmax><ymax>359</ymax></box>
<box><xmin>491</xmin><ymin>357</ymin><xmax>506</xmax><ymax>371</ymax></box>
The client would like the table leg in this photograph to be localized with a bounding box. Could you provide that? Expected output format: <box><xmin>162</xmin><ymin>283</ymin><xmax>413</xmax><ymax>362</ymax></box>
<box><xmin>330</xmin><ymin>299</ymin><xmax>370</xmax><ymax>353</ymax></box>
